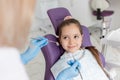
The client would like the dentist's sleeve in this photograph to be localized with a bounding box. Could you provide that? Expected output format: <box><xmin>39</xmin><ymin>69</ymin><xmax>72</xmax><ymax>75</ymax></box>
<box><xmin>0</xmin><ymin>47</ymin><xmax>29</xmax><ymax>80</ymax></box>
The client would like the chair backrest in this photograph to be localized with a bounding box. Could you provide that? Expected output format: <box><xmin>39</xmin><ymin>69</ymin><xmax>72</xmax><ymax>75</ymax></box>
<box><xmin>41</xmin><ymin>7</ymin><xmax>105</xmax><ymax>80</ymax></box>
<box><xmin>47</xmin><ymin>7</ymin><xmax>71</xmax><ymax>36</ymax></box>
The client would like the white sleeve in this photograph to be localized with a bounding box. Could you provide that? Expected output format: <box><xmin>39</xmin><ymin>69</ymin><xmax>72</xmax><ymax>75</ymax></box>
<box><xmin>0</xmin><ymin>47</ymin><xmax>29</xmax><ymax>80</ymax></box>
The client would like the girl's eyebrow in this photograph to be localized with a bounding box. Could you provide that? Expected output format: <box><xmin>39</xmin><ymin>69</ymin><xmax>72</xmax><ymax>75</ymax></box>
<box><xmin>61</xmin><ymin>33</ymin><xmax>81</xmax><ymax>37</ymax></box>
<box><xmin>61</xmin><ymin>34</ymin><xmax>69</xmax><ymax>37</ymax></box>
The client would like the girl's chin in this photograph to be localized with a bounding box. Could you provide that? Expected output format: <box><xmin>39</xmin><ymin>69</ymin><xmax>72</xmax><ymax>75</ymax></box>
<box><xmin>67</xmin><ymin>50</ymin><xmax>78</xmax><ymax>53</ymax></box>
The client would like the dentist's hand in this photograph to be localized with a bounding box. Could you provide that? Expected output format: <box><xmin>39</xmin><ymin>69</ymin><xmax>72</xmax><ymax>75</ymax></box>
<box><xmin>56</xmin><ymin>60</ymin><xmax>80</xmax><ymax>80</ymax></box>
<box><xmin>21</xmin><ymin>36</ymin><xmax>48</xmax><ymax>64</ymax></box>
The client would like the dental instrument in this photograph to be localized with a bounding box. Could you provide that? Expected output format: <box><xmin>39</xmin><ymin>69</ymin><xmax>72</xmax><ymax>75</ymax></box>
<box><xmin>32</xmin><ymin>38</ymin><xmax>58</xmax><ymax>44</ymax></box>
<box><xmin>71</xmin><ymin>49</ymin><xmax>85</xmax><ymax>80</ymax></box>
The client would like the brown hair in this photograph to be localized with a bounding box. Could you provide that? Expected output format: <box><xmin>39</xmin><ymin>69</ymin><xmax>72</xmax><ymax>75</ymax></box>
<box><xmin>58</xmin><ymin>19</ymin><xmax>83</xmax><ymax>39</ymax></box>
<box><xmin>58</xmin><ymin>19</ymin><xmax>103</xmax><ymax>68</ymax></box>
<box><xmin>0</xmin><ymin>0</ymin><xmax>35</xmax><ymax>50</ymax></box>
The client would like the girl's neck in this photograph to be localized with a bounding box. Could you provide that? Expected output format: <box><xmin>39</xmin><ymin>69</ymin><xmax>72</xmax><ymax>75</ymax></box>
<box><xmin>66</xmin><ymin>48</ymin><xmax>82</xmax><ymax>53</ymax></box>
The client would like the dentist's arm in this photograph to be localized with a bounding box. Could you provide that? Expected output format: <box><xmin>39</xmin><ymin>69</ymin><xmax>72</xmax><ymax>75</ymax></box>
<box><xmin>56</xmin><ymin>60</ymin><xmax>80</xmax><ymax>80</ymax></box>
<box><xmin>21</xmin><ymin>36</ymin><xmax>48</xmax><ymax>64</ymax></box>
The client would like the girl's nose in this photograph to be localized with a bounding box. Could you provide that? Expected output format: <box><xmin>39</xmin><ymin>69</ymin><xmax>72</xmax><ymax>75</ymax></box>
<box><xmin>69</xmin><ymin>38</ymin><xmax>75</xmax><ymax>44</ymax></box>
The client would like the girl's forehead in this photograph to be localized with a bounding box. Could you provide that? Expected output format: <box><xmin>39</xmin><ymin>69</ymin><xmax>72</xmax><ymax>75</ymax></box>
<box><xmin>63</xmin><ymin>23</ymin><xmax>79</xmax><ymax>27</ymax></box>
<box><xmin>61</xmin><ymin>24</ymin><xmax>81</xmax><ymax>35</ymax></box>
<box><xmin>61</xmin><ymin>24</ymin><xmax>80</xmax><ymax>31</ymax></box>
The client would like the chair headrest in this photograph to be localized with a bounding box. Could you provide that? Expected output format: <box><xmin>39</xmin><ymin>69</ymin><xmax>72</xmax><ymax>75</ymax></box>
<box><xmin>47</xmin><ymin>7</ymin><xmax>71</xmax><ymax>35</ymax></box>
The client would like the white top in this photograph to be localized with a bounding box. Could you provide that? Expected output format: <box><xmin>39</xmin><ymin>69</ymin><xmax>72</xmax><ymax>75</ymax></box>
<box><xmin>51</xmin><ymin>49</ymin><xmax>109</xmax><ymax>80</ymax></box>
<box><xmin>0</xmin><ymin>47</ymin><xmax>29</xmax><ymax>80</ymax></box>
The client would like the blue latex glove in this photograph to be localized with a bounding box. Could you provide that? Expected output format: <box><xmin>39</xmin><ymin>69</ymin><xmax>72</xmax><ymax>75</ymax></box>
<box><xmin>21</xmin><ymin>36</ymin><xmax>48</xmax><ymax>64</ymax></box>
<box><xmin>56</xmin><ymin>60</ymin><xmax>80</xmax><ymax>80</ymax></box>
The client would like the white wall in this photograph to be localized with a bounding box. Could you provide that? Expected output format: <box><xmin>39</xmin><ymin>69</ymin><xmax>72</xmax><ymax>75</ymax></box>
<box><xmin>58</xmin><ymin>0</ymin><xmax>120</xmax><ymax>29</ymax></box>
<box><xmin>108</xmin><ymin>0</ymin><xmax>120</xmax><ymax>30</ymax></box>
<box><xmin>31</xmin><ymin>0</ymin><xmax>58</xmax><ymax>32</ymax></box>
<box><xmin>32</xmin><ymin>0</ymin><xmax>120</xmax><ymax>31</ymax></box>
<box><xmin>58</xmin><ymin>0</ymin><xmax>96</xmax><ymax>27</ymax></box>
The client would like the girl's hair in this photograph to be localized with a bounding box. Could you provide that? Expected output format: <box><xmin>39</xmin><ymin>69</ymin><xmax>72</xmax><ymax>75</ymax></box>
<box><xmin>0</xmin><ymin>0</ymin><xmax>35</xmax><ymax>50</ymax></box>
<box><xmin>58</xmin><ymin>18</ymin><xmax>103</xmax><ymax>68</ymax></box>
<box><xmin>58</xmin><ymin>19</ymin><xmax>83</xmax><ymax>39</ymax></box>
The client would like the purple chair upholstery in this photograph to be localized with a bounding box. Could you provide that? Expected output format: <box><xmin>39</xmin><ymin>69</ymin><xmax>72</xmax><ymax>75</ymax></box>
<box><xmin>41</xmin><ymin>34</ymin><xmax>64</xmax><ymax>80</ymax></box>
<box><xmin>47</xmin><ymin>7</ymin><xmax>71</xmax><ymax>36</ymax></box>
<box><xmin>41</xmin><ymin>7</ymin><xmax>105</xmax><ymax>80</ymax></box>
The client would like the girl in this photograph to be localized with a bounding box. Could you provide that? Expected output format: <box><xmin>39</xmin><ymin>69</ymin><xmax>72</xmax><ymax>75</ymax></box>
<box><xmin>51</xmin><ymin>18</ymin><xmax>110</xmax><ymax>80</ymax></box>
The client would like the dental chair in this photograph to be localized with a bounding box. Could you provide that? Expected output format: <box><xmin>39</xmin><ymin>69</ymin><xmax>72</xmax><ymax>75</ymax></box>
<box><xmin>41</xmin><ymin>7</ymin><xmax>106</xmax><ymax>80</ymax></box>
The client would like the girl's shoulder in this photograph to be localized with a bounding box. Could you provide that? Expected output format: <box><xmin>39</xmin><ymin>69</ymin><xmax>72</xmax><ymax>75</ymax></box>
<box><xmin>83</xmin><ymin>49</ymin><xmax>95</xmax><ymax>57</ymax></box>
<box><xmin>83</xmin><ymin>49</ymin><xmax>91</xmax><ymax>54</ymax></box>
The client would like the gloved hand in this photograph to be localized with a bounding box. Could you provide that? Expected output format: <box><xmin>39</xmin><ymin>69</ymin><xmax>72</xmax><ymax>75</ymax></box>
<box><xmin>21</xmin><ymin>36</ymin><xmax>48</xmax><ymax>64</ymax></box>
<box><xmin>56</xmin><ymin>60</ymin><xmax>80</xmax><ymax>80</ymax></box>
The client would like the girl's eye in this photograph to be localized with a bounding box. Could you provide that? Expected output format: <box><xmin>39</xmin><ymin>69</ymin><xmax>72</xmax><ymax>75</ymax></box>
<box><xmin>74</xmin><ymin>35</ymin><xmax>79</xmax><ymax>39</ymax></box>
<box><xmin>63</xmin><ymin>36</ymin><xmax>68</xmax><ymax>40</ymax></box>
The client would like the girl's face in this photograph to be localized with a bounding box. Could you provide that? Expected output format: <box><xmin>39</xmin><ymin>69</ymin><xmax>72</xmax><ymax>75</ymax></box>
<box><xmin>60</xmin><ymin>23</ymin><xmax>83</xmax><ymax>53</ymax></box>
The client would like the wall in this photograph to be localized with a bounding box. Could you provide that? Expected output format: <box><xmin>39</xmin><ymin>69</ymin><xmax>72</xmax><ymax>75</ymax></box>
<box><xmin>58</xmin><ymin>0</ymin><xmax>120</xmax><ymax>29</ymax></box>
<box><xmin>58</xmin><ymin>0</ymin><xmax>96</xmax><ymax>27</ymax></box>
<box><xmin>31</xmin><ymin>0</ymin><xmax>58</xmax><ymax>32</ymax></box>
<box><xmin>108</xmin><ymin>0</ymin><xmax>120</xmax><ymax>30</ymax></box>
<box><xmin>32</xmin><ymin>0</ymin><xmax>120</xmax><ymax>31</ymax></box>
